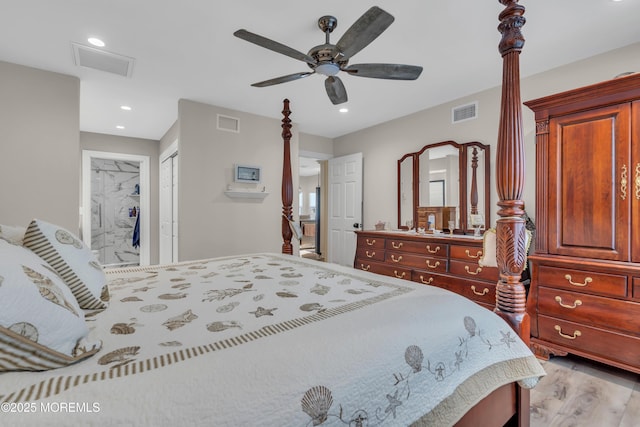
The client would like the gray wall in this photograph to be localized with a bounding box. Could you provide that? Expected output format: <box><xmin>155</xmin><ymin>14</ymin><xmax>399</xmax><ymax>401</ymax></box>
<box><xmin>0</xmin><ymin>61</ymin><xmax>80</xmax><ymax>233</ymax></box>
<box><xmin>333</xmin><ymin>42</ymin><xmax>640</xmax><ymax>232</ymax></box>
<box><xmin>80</xmin><ymin>132</ymin><xmax>160</xmax><ymax>264</ymax></box>
<box><xmin>176</xmin><ymin>99</ymin><xmax>299</xmax><ymax>261</ymax></box>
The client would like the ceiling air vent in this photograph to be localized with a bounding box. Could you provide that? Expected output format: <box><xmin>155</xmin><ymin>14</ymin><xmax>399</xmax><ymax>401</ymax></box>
<box><xmin>452</xmin><ymin>102</ymin><xmax>478</xmax><ymax>124</ymax></box>
<box><xmin>72</xmin><ymin>43</ymin><xmax>135</xmax><ymax>78</ymax></box>
<box><xmin>217</xmin><ymin>114</ymin><xmax>240</xmax><ymax>133</ymax></box>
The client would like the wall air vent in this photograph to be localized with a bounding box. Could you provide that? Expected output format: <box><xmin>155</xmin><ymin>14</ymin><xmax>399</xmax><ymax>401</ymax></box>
<box><xmin>452</xmin><ymin>102</ymin><xmax>478</xmax><ymax>124</ymax></box>
<box><xmin>217</xmin><ymin>114</ymin><xmax>240</xmax><ymax>133</ymax></box>
<box><xmin>72</xmin><ymin>43</ymin><xmax>135</xmax><ymax>78</ymax></box>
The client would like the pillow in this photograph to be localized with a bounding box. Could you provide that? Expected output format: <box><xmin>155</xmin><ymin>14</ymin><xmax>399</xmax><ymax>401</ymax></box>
<box><xmin>23</xmin><ymin>219</ymin><xmax>109</xmax><ymax>310</ymax></box>
<box><xmin>0</xmin><ymin>239</ymin><xmax>101</xmax><ymax>371</ymax></box>
<box><xmin>0</xmin><ymin>224</ymin><xmax>27</xmax><ymax>245</ymax></box>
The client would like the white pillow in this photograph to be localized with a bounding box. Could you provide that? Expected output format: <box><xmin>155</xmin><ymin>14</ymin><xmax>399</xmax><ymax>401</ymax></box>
<box><xmin>0</xmin><ymin>239</ymin><xmax>102</xmax><ymax>371</ymax></box>
<box><xmin>23</xmin><ymin>219</ymin><xmax>109</xmax><ymax>310</ymax></box>
<box><xmin>0</xmin><ymin>224</ymin><xmax>27</xmax><ymax>245</ymax></box>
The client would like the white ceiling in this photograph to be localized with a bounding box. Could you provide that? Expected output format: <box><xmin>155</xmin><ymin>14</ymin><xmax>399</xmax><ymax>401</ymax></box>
<box><xmin>2</xmin><ymin>1</ymin><xmax>639</xmax><ymax>141</ymax></box>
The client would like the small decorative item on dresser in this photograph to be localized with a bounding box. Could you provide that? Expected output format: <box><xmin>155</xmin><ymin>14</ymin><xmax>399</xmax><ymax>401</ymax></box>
<box><xmin>375</xmin><ymin>221</ymin><xmax>386</xmax><ymax>231</ymax></box>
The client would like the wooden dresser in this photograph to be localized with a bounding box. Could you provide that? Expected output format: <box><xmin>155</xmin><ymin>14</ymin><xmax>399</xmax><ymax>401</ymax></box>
<box><xmin>354</xmin><ymin>230</ymin><xmax>498</xmax><ymax>310</ymax></box>
<box><xmin>525</xmin><ymin>73</ymin><xmax>640</xmax><ymax>374</ymax></box>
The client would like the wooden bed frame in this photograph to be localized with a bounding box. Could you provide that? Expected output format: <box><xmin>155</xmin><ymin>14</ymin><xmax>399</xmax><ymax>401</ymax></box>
<box><xmin>279</xmin><ymin>1</ymin><xmax>531</xmax><ymax>425</ymax></box>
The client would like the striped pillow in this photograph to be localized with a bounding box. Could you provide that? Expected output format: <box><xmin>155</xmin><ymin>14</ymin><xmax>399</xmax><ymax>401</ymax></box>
<box><xmin>23</xmin><ymin>219</ymin><xmax>109</xmax><ymax>310</ymax></box>
<box><xmin>0</xmin><ymin>239</ymin><xmax>101</xmax><ymax>371</ymax></box>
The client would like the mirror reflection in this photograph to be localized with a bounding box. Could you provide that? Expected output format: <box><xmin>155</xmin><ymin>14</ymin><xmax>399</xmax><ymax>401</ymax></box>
<box><xmin>417</xmin><ymin>143</ymin><xmax>461</xmax><ymax>231</ymax></box>
<box><xmin>398</xmin><ymin>154</ymin><xmax>415</xmax><ymax>229</ymax></box>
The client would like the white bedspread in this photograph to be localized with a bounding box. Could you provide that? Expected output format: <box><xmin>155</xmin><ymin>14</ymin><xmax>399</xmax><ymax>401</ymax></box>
<box><xmin>0</xmin><ymin>253</ymin><xmax>544</xmax><ymax>426</ymax></box>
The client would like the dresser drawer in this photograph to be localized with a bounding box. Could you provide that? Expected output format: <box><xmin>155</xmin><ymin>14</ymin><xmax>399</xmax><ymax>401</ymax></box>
<box><xmin>450</xmin><ymin>259</ymin><xmax>499</xmax><ymax>282</ymax></box>
<box><xmin>355</xmin><ymin>247</ymin><xmax>384</xmax><ymax>262</ymax></box>
<box><xmin>410</xmin><ymin>270</ymin><xmax>450</xmax><ymax>288</ymax></box>
<box><xmin>537</xmin><ymin>265</ymin><xmax>627</xmax><ymax>297</ymax></box>
<box><xmin>538</xmin><ymin>288</ymin><xmax>640</xmax><ymax>335</ymax></box>
<box><xmin>538</xmin><ymin>315</ymin><xmax>640</xmax><ymax>370</ymax></box>
<box><xmin>386</xmin><ymin>250</ymin><xmax>447</xmax><ymax>273</ymax></box>
<box><xmin>450</xmin><ymin>245</ymin><xmax>485</xmax><ymax>261</ymax></box>
<box><xmin>355</xmin><ymin>259</ymin><xmax>411</xmax><ymax>280</ymax></box>
<box><xmin>633</xmin><ymin>277</ymin><xmax>640</xmax><ymax>301</ymax></box>
<box><xmin>385</xmin><ymin>238</ymin><xmax>448</xmax><ymax>257</ymax></box>
<box><xmin>357</xmin><ymin>234</ymin><xmax>385</xmax><ymax>249</ymax></box>
<box><xmin>447</xmin><ymin>279</ymin><xmax>497</xmax><ymax>306</ymax></box>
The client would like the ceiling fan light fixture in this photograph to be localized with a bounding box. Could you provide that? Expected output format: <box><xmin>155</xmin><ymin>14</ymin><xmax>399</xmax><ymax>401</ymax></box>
<box><xmin>316</xmin><ymin>63</ymin><xmax>340</xmax><ymax>76</ymax></box>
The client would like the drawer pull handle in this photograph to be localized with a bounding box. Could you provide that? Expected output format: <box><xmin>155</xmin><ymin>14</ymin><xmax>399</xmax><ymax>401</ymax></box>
<box><xmin>635</xmin><ymin>163</ymin><xmax>640</xmax><ymax>200</ymax></box>
<box><xmin>391</xmin><ymin>241</ymin><xmax>403</xmax><ymax>249</ymax></box>
<box><xmin>366</xmin><ymin>239</ymin><xmax>376</xmax><ymax>246</ymax></box>
<box><xmin>420</xmin><ymin>276</ymin><xmax>433</xmax><ymax>285</ymax></box>
<box><xmin>426</xmin><ymin>260</ymin><xmax>440</xmax><ymax>269</ymax></box>
<box><xmin>465</xmin><ymin>266</ymin><xmax>482</xmax><ymax>275</ymax></box>
<box><xmin>360</xmin><ymin>264</ymin><xmax>371</xmax><ymax>271</ymax></box>
<box><xmin>394</xmin><ymin>270</ymin><xmax>406</xmax><ymax>279</ymax></box>
<box><xmin>426</xmin><ymin>245</ymin><xmax>440</xmax><ymax>254</ymax></box>
<box><xmin>621</xmin><ymin>164</ymin><xmax>628</xmax><ymax>200</ymax></box>
<box><xmin>391</xmin><ymin>254</ymin><xmax>403</xmax><ymax>263</ymax></box>
<box><xmin>465</xmin><ymin>249</ymin><xmax>482</xmax><ymax>259</ymax></box>
<box><xmin>365</xmin><ymin>250</ymin><xmax>375</xmax><ymax>258</ymax></box>
<box><xmin>554</xmin><ymin>325</ymin><xmax>582</xmax><ymax>340</ymax></box>
<box><xmin>471</xmin><ymin>285</ymin><xmax>489</xmax><ymax>296</ymax></box>
<box><xmin>564</xmin><ymin>274</ymin><xmax>592</xmax><ymax>287</ymax></box>
<box><xmin>554</xmin><ymin>296</ymin><xmax>582</xmax><ymax>309</ymax></box>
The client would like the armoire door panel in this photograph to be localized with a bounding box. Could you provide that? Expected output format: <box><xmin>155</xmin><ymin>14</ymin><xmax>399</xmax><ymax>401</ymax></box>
<box><xmin>548</xmin><ymin>104</ymin><xmax>630</xmax><ymax>261</ymax></box>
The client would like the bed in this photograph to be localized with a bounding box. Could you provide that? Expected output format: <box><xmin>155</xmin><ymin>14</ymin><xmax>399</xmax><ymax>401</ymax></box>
<box><xmin>0</xmin><ymin>1</ymin><xmax>540</xmax><ymax>426</ymax></box>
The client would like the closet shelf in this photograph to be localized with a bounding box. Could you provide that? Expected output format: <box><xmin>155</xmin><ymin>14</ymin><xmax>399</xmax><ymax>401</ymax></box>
<box><xmin>224</xmin><ymin>190</ymin><xmax>269</xmax><ymax>200</ymax></box>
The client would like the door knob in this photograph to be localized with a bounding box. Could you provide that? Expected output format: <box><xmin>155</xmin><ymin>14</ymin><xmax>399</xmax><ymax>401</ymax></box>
<box><xmin>353</xmin><ymin>223</ymin><xmax>361</xmax><ymax>229</ymax></box>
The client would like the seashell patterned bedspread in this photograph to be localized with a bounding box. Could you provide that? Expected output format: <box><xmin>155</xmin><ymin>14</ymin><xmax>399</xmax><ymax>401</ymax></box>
<box><xmin>0</xmin><ymin>253</ymin><xmax>545</xmax><ymax>426</ymax></box>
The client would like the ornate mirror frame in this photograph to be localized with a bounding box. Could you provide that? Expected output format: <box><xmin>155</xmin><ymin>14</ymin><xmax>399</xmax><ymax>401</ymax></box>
<box><xmin>397</xmin><ymin>141</ymin><xmax>491</xmax><ymax>234</ymax></box>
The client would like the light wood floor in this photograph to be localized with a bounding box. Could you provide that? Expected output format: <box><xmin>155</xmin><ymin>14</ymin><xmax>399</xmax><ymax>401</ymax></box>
<box><xmin>530</xmin><ymin>355</ymin><xmax>640</xmax><ymax>427</ymax></box>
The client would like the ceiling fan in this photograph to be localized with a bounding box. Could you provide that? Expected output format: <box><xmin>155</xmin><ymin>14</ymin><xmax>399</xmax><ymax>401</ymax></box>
<box><xmin>233</xmin><ymin>6</ymin><xmax>423</xmax><ymax>105</ymax></box>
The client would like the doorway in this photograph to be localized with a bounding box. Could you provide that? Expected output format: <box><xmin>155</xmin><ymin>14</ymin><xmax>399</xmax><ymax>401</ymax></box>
<box><xmin>81</xmin><ymin>150</ymin><xmax>150</xmax><ymax>266</ymax></box>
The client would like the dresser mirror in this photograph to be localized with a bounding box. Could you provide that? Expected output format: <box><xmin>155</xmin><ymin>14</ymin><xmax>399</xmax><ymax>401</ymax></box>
<box><xmin>397</xmin><ymin>140</ymin><xmax>490</xmax><ymax>234</ymax></box>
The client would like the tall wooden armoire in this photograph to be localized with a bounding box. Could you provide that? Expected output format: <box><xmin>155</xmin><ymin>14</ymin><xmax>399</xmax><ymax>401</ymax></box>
<box><xmin>524</xmin><ymin>72</ymin><xmax>640</xmax><ymax>374</ymax></box>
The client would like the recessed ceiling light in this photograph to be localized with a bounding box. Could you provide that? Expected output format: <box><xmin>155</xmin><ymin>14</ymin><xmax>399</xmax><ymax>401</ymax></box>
<box><xmin>120</xmin><ymin>105</ymin><xmax>132</xmax><ymax>111</ymax></box>
<box><xmin>116</xmin><ymin>125</ymin><xmax>125</xmax><ymax>130</ymax></box>
<box><xmin>339</xmin><ymin>108</ymin><xmax>349</xmax><ymax>113</ymax></box>
<box><xmin>88</xmin><ymin>37</ymin><xmax>105</xmax><ymax>47</ymax></box>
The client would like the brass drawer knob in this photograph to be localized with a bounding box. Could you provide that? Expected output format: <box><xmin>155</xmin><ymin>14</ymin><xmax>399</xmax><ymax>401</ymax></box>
<box><xmin>426</xmin><ymin>245</ymin><xmax>440</xmax><ymax>254</ymax></box>
<box><xmin>425</xmin><ymin>260</ymin><xmax>440</xmax><ymax>269</ymax></box>
<box><xmin>465</xmin><ymin>249</ymin><xmax>482</xmax><ymax>259</ymax></box>
<box><xmin>420</xmin><ymin>276</ymin><xmax>433</xmax><ymax>285</ymax></box>
<box><xmin>391</xmin><ymin>254</ymin><xmax>403</xmax><ymax>263</ymax></box>
<box><xmin>554</xmin><ymin>325</ymin><xmax>582</xmax><ymax>340</ymax></box>
<box><xmin>554</xmin><ymin>296</ymin><xmax>582</xmax><ymax>309</ymax></box>
<box><xmin>366</xmin><ymin>239</ymin><xmax>376</xmax><ymax>246</ymax></box>
<box><xmin>564</xmin><ymin>274</ymin><xmax>592</xmax><ymax>287</ymax></box>
<box><xmin>360</xmin><ymin>264</ymin><xmax>370</xmax><ymax>271</ymax></box>
<box><xmin>471</xmin><ymin>285</ymin><xmax>489</xmax><ymax>296</ymax></box>
<box><xmin>465</xmin><ymin>266</ymin><xmax>482</xmax><ymax>275</ymax></box>
<box><xmin>394</xmin><ymin>270</ymin><xmax>406</xmax><ymax>279</ymax></box>
<box><xmin>391</xmin><ymin>241</ymin><xmax>403</xmax><ymax>249</ymax></box>
<box><xmin>365</xmin><ymin>250</ymin><xmax>375</xmax><ymax>258</ymax></box>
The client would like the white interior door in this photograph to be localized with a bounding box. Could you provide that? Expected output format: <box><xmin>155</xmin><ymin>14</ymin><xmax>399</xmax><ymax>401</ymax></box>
<box><xmin>160</xmin><ymin>142</ymin><xmax>178</xmax><ymax>264</ymax></box>
<box><xmin>327</xmin><ymin>153</ymin><xmax>363</xmax><ymax>266</ymax></box>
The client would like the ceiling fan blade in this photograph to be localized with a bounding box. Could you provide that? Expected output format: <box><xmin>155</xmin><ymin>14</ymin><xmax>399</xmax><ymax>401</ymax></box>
<box><xmin>336</xmin><ymin>6</ymin><xmax>394</xmax><ymax>60</ymax></box>
<box><xmin>325</xmin><ymin>76</ymin><xmax>348</xmax><ymax>105</ymax></box>
<box><xmin>344</xmin><ymin>63</ymin><xmax>423</xmax><ymax>80</ymax></box>
<box><xmin>251</xmin><ymin>72</ymin><xmax>314</xmax><ymax>87</ymax></box>
<box><xmin>234</xmin><ymin>29</ymin><xmax>317</xmax><ymax>66</ymax></box>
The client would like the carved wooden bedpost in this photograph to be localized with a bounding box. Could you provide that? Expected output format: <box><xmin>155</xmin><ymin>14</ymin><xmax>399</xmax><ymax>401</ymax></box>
<box><xmin>494</xmin><ymin>0</ymin><xmax>529</xmax><ymax>344</ymax></box>
<box><xmin>281</xmin><ymin>99</ymin><xmax>294</xmax><ymax>255</ymax></box>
